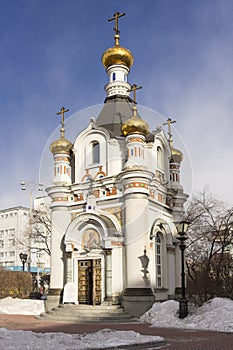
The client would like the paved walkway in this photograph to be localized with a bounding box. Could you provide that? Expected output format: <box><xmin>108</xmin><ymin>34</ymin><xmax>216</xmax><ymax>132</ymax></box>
<box><xmin>0</xmin><ymin>315</ymin><xmax>232</xmax><ymax>349</ymax></box>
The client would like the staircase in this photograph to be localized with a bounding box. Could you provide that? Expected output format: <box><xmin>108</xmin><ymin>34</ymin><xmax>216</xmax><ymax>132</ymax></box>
<box><xmin>39</xmin><ymin>304</ymin><xmax>138</xmax><ymax>324</ymax></box>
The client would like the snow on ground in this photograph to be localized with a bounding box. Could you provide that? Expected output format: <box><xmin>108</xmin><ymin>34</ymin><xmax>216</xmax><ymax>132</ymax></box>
<box><xmin>0</xmin><ymin>297</ymin><xmax>163</xmax><ymax>349</ymax></box>
<box><xmin>0</xmin><ymin>328</ymin><xmax>164</xmax><ymax>350</ymax></box>
<box><xmin>140</xmin><ymin>297</ymin><xmax>233</xmax><ymax>333</ymax></box>
<box><xmin>0</xmin><ymin>297</ymin><xmax>44</xmax><ymax>315</ymax></box>
<box><xmin>0</xmin><ymin>297</ymin><xmax>233</xmax><ymax>349</ymax></box>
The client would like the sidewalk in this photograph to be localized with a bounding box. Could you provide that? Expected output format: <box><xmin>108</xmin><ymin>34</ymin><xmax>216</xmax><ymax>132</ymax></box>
<box><xmin>0</xmin><ymin>314</ymin><xmax>232</xmax><ymax>350</ymax></box>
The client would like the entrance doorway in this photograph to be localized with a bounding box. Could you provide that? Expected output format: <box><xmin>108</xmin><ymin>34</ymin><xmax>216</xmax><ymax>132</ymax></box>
<box><xmin>78</xmin><ymin>259</ymin><xmax>101</xmax><ymax>305</ymax></box>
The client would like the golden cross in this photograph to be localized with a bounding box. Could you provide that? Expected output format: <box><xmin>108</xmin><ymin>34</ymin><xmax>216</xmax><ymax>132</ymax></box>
<box><xmin>57</xmin><ymin>106</ymin><xmax>69</xmax><ymax>128</ymax></box>
<box><xmin>128</xmin><ymin>84</ymin><xmax>142</xmax><ymax>104</ymax></box>
<box><xmin>163</xmin><ymin>118</ymin><xmax>176</xmax><ymax>144</ymax></box>
<box><xmin>108</xmin><ymin>11</ymin><xmax>125</xmax><ymax>35</ymax></box>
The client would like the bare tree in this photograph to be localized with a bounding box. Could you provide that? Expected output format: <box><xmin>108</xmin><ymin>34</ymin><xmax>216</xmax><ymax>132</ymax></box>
<box><xmin>184</xmin><ymin>188</ymin><xmax>233</xmax><ymax>305</ymax></box>
<box><xmin>19</xmin><ymin>208</ymin><xmax>51</xmax><ymax>257</ymax></box>
<box><xmin>29</xmin><ymin>209</ymin><xmax>51</xmax><ymax>256</ymax></box>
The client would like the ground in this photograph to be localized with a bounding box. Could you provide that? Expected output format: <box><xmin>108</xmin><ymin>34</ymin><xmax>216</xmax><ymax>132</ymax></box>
<box><xmin>0</xmin><ymin>314</ymin><xmax>233</xmax><ymax>350</ymax></box>
<box><xmin>0</xmin><ymin>297</ymin><xmax>233</xmax><ymax>349</ymax></box>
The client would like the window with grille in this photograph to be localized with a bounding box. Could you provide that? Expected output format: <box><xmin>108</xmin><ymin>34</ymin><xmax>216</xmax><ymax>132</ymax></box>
<box><xmin>156</xmin><ymin>233</ymin><xmax>162</xmax><ymax>288</ymax></box>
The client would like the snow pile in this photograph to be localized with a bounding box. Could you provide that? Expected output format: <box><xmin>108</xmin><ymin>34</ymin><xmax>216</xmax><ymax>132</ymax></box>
<box><xmin>140</xmin><ymin>297</ymin><xmax>233</xmax><ymax>333</ymax></box>
<box><xmin>140</xmin><ymin>299</ymin><xmax>179</xmax><ymax>326</ymax></box>
<box><xmin>0</xmin><ymin>328</ymin><xmax>164</xmax><ymax>350</ymax></box>
<box><xmin>0</xmin><ymin>297</ymin><xmax>44</xmax><ymax>315</ymax></box>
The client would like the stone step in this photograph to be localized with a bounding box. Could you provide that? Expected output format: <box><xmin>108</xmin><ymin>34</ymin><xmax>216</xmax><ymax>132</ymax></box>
<box><xmin>57</xmin><ymin>304</ymin><xmax>122</xmax><ymax>310</ymax></box>
<box><xmin>43</xmin><ymin>311</ymin><xmax>133</xmax><ymax>319</ymax></box>
<box><xmin>54</xmin><ymin>308</ymin><xmax>126</xmax><ymax>315</ymax></box>
<box><xmin>42</xmin><ymin>314</ymin><xmax>134</xmax><ymax>321</ymax></box>
<box><xmin>40</xmin><ymin>304</ymin><xmax>138</xmax><ymax>324</ymax></box>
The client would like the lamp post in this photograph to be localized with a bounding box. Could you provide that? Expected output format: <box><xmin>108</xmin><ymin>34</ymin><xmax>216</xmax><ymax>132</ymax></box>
<box><xmin>20</xmin><ymin>181</ymin><xmax>43</xmax><ymax>272</ymax></box>
<box><xmin>176</xmin><ymin>220</ymin><xmax>190</xmax><ymax>318</ymax></box>
<box><xmin>19</xmin><ymin>252</ymin><xmax>28</xmax><ymax>271</ymax></box>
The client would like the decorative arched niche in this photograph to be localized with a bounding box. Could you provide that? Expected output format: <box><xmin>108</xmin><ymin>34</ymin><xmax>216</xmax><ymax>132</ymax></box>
<box><xmin>64</xmin><ymin>211</ymin><xmax>122</xmax><ymax>252</ymax></box>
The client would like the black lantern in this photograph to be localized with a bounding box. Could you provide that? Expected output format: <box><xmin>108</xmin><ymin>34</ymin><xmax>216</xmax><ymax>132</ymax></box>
<box><xmin>19</xmin><ymin>252</ymin><xmax>28</xmax><ymax>271</ymax></box>
<box><xmin>176</xmin><ymin>220</ymin><xmax>190</xmax><ymax>318</ymax></box>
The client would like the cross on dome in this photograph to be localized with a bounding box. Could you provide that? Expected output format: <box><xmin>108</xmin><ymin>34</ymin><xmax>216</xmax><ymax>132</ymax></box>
<box><xmin>128</xmin><ymin>84</ymin><xmax>142</xmax><ymax>105</ymax></box>
<box><xmin>57</xmin><ymin>106</ymin><xmax>69</xmax><ymax>138</ymax></box>
<box><xmin>108</xmin><ymin>11</ymin><xmax>125</xmax><ymax>45</ymax></box>
<box><xmin>163</xmin><ymin>117</ymin><xmax>176</xmax><ymax>147</ymax></box>
<box><xmin>163</xmin><ymin>117</ymin><xmax>183</xmax><ymax>162</ymax></box>
<box><xmin>108</xmin><ymin>11</ymin><xmax>125</xmax><ymax>34</ymax></box>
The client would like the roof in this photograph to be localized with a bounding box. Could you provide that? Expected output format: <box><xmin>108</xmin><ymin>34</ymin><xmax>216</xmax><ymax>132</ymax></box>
<box><xmin>0</xmin><ymin>206</ymin><xmax>30</xmax><ymax>213</ymax></box>
<box><xmin>95</xmin><ymin>95</ymin><xmax>142</xmax><ymax>137</ymax></box>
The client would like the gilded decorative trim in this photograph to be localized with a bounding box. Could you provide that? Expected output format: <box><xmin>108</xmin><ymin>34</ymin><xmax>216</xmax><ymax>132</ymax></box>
<box><xmin>52</xmin><ymin>196</ymin><xmax>68</xmax><ymax>202</ymax></box>
<box><xmin>55</xmin><ymin>156</ymin><xmax>70</xmax><ymax>162</ymax></box>
<box><xmin>125</xmin><ymin>182</ymin><xmax>148</xmax><ymax>189</ymax></box>
<box><xmin>111</xmin><ymin>241</ymin><xmax>123</xmax><ymax>246</ymax></box>
<box><xmin>128</xmin><ymin>137</ymin><xmax>144</xmax><ymax>143</ymax></box>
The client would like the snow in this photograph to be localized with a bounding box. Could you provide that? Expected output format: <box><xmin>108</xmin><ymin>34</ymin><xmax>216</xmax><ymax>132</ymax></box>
<box><xmin>0</xmin><ymin>297</ymin><xmax>163</xmax><ymax>349</ymax></box>
<box><xmin>0</xmin><ymin>297</ymin><xmax>233</xmax><ymax>349</ymax></box>
<box><xmin>0</xmin><ymin>328</ymin><xmax>164</xmax><ymax>350</ymax></box>
<box><xmin>140</xmin><ymin>297</ymin><xmax>233</xmax><ymax>333</ymax></box>
<box><xmin>0</xmin><ymin>297</ymin><xmax>44</xmax><ymax>315</ymax></box>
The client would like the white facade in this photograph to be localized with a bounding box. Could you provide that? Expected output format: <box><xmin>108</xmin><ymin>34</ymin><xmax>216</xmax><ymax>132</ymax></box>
<box><xmin>46</xmin><ymin>18</ymin><xmax>188</xmax><ymax>316</ymax></box>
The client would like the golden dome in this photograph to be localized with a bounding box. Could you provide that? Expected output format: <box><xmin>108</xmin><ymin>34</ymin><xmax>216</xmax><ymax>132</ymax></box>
<box><xmin>50</xmin><ymin>137</ymin><xmax>73</xmax><ymax>155</ymax></box>
<box><xmin>102</xmin><ymin>36</ymin><xmax>134</xmax><ymax>69</ymax></box>
<box><xmin>122</xmin><ymin>106</ymin><xmax>149</xmax><ymax>137</ymax></box>
<box><xmin>171</xmin><ymin>147</ymin><xmax>183</xmax><ymax>163</ymax></box>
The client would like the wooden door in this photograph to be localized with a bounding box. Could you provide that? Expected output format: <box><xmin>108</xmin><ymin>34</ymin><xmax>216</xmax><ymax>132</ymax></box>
<box><xmin>93</xmin><ymin>259</ymin><xmax>101</xmax><ymax>305</ymax></box>
<box><xmin>78</xmin><ymin>260</ymin><xmax>92</xmax><ymax>304</ymax></box>
<box><xmin>78</xmin><ymin>259</ymin><xmax>101</xmax><ymax>305</ymax></box>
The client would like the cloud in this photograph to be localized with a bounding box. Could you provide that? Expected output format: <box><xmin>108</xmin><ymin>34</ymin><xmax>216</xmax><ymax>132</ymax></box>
<box><xmin>1</xmin><ymin>1</ymin><xmax>233</xmax><ymax>209</ymax></box>
<box><xmin>138</xmin><ymin>3</ymin><xmax>233</xmax><ymax>203</ymax></box>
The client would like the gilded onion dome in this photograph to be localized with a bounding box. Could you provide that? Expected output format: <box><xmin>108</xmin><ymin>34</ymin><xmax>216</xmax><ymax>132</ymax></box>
<box><xmin>102</xmin><ymin>33</ymin><xmax>134</xmax><ymax>69</ymax></box>
<box><xmin>170</xmin><ymin>147</ymin><xmax>183</xmax><ymax>163</ymax></box>
<box><xmin>122</xmin><ymin>105</ymin><xmax>149</xmax><ymax>137</ymax></box>
<box><xmin>50</xmin><ymin>136</ymin><xmax>73</xmax><ymax>155</ymax></box>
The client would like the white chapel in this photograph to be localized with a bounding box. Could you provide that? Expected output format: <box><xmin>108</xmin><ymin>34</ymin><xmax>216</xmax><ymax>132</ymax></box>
<box><xmin>46</xmin><ymin>12</ymin><xmax>188</xmax><ymax>316</ymax></box>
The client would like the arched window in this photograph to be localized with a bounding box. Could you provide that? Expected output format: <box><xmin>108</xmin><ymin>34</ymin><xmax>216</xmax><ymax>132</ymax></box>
<box><xmin>155</xmin><ymin>232</ymin><xmax>163</xmax><ymax>288</ymax></box>
<box><xmin>92</xmin><ymin>141</ymin><xmax>100</xmax><ymax>164</ymax></box>
<box><xmin>157</xmin><ymin>146</ymin><xmax>163</xmax><ymax>169</ymax></box>
<box><xmin>112</xmin><ymin>72</ymin><xmax>116</xmax><ymax>81</ymax></box>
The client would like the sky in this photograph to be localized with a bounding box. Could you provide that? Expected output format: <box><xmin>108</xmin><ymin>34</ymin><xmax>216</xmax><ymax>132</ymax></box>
<box><xmin>1</xmin><ymin>0</ymin><xmax>233</xmax><ymax>209</ymax></box>
<box><xmin>0</xmin><ymin>296</ymin><xmax>233</xmax><ymax>349</ymax></box>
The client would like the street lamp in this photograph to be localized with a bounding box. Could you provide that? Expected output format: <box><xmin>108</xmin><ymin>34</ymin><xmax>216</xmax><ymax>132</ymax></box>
<box><xmin>176</xmin><ymin>220</ymin><xmax>190</xmax><ymax>318</ymax></box>
<box><xmin>19</xmin><ymin>253</ymin><xmax>28</xmax><ymax>271</ymax></box>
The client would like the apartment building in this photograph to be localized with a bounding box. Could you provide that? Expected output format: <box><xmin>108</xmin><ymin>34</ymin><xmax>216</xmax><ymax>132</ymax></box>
<box><xmin>0</xmin><ymin>205</ymin><xmax>50</xmax><ymax>274</ymax></box>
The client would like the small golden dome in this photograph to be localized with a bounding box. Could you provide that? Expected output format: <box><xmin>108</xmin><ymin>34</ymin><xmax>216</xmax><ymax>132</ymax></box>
<box><xmin>171</xmin><ymin>147</ymin><xmax>183</xmax><ymax>163</ymax></box>
<box><xmin>122</xmin><ymin>106</ymin><xmax>149</xmax><ymax>137</ymax></box>
<box><xmin>102</xmin><ymin>44</ymin><xmax>134</xmax><ymax>69</ymax></box>
<box><xmin>50</xmin><ymin>137</ymin><xmax>73</xmax><ymax>155</ymax></box>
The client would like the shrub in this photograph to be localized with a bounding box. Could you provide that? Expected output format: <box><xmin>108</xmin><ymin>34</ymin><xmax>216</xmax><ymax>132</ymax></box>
<box><xmin>0</xmin><ymin>268</ymin><xmax>32</xmax><ymax>299</ymax></box>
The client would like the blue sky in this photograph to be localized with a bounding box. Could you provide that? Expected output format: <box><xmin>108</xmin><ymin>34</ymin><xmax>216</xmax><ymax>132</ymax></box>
<box><xmin>1</xmin><ymin>0</ymin><xmax>233</xmax><ymax>209</ymax></box>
